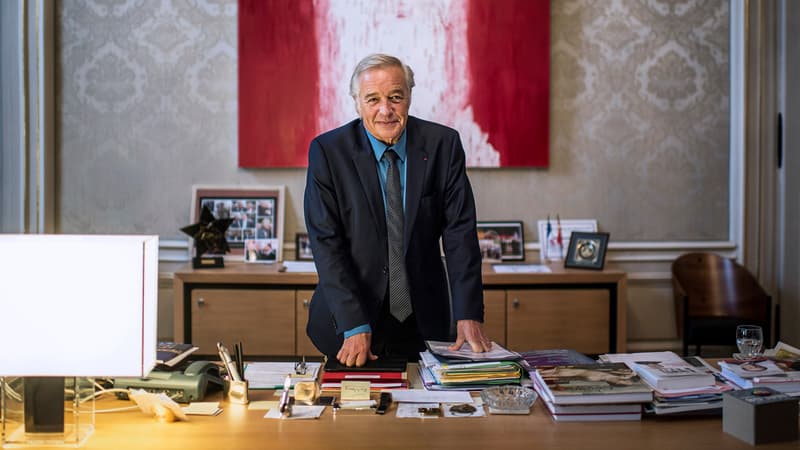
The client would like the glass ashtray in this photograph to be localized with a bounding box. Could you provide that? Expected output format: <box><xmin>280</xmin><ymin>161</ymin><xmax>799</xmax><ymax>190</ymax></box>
<box><xmin>480</xmin><ymin>386</ymin><xmax>538</xmax><ymax>415</ymax></box>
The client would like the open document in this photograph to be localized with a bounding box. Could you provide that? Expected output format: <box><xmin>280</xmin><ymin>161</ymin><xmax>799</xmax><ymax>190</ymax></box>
<box><xmin>425</xmin><ymin>340</ymin><xmax>521</xmax><ymax>362</ymax></box>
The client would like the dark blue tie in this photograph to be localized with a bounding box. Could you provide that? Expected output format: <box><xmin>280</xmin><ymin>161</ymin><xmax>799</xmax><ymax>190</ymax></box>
<box><xmin>384</xmin><ymin>149</ymin><xmax>412</xmax><ymax>322</ymax></box>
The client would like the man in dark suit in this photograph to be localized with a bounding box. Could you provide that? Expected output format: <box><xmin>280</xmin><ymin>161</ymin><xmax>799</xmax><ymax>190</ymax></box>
<box><xmin>304</xmin><ymin>54</ymin><xmax>491</xmax><ymax>366</ymax></box>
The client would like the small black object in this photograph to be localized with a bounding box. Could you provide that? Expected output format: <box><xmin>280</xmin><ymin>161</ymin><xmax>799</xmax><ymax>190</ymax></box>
<box><xmin>24</xmin><ymin>377</ymin><xmax>65</xmax><ymax>433</ymax></box>
<box><xmin>417</xmin><ymin>406</ymin><xmax>441</xmax><ymax>416</ymax></box>
<box><xmin>376</xmin><ymin>392</ymin><xmax>392</xmax><ymax>415</ymax></box>
<box><xmin>180</xmin><ymin>206</ymin><xmax>233</xmax><ymax>268</ymax></box>
<box><xmin>449</xmin><ymin>403</ymin><xmax>477</xmax><ymax>415</ymax></box>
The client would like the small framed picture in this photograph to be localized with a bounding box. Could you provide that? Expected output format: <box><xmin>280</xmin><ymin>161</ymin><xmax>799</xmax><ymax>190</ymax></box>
<box><xmin>295</xmin><ymin>232</ymin><xmax>313</xmax><ymax>261</ymax></box>
<box><xmin>476</xmin><ymin>221</ymin><xmax>525</xmax><ymax>262</ymax></box>
<box><xmin>564</xmin><ymin>232</ymin><xmax>610</xmax><ymax>270</ymax></box>
<box><xmin>244</xmin><ymin>238</ymin><xmax>279</xmax><ymax>263</ymax></box>
<box><xmin>191</xmin><ymin>185</ymin><xmax>285</xmax><ymax>261</ymax></box>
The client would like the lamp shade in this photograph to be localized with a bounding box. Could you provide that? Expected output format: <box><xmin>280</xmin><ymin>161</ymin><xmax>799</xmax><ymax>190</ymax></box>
<box><xmin>0</xmin><ymin>234</ymin><xmax>158</xmax><ymax>377</ymax></box>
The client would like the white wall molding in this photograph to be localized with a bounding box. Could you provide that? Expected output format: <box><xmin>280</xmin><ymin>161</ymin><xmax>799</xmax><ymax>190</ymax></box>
<box><xmin>730</xmin><ymin>0</ymin><xmax>746</xmax><ymax>263</ymax></box>
<box><xmin>159</xmin><ymin>239</ymin><xmax>739</xmax><ymax>265</ymax></box>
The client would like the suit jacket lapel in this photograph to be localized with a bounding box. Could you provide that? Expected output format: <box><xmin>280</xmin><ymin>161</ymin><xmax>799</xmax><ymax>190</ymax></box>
<box><xmin>352</xmin><ymin>129</ymin><xmax>387</xmax><ymax>239</ymax></box>
<box><xmin>404</xmin><ymin>118</ymin><xmax>427</xmax><ymax>255</ymax></box>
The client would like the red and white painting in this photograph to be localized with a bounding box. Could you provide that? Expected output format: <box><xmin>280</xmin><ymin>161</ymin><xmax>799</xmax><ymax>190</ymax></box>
<box><xmin>238</xmin><ymin>0</ymin><xmax>550</xmax><ymax>168</ymax></box>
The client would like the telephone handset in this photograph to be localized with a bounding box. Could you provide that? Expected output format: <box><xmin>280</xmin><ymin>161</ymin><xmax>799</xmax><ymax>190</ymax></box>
<box><xmin>183</xmin><ymin>360</ymin><xmax>223</xmax><ymax>386</ymax></box>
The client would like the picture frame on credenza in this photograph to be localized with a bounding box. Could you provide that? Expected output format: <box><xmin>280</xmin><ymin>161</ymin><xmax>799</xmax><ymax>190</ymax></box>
<box><xmin>564</xmin><ymin>231</ymin><xmax>610</xmax><ymax>270</ymax></box>
<box><xmin>190</xmin><ymin>185</ymin><xmax>285</xmax><ymax>263</ymax></box>
<box><xmin>476</xmin><ymin>221</ymin><xmax>525</xmax><ymax>262</ymax></box>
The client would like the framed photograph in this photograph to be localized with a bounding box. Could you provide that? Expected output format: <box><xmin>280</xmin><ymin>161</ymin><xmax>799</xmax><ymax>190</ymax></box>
<box><xmin>191</xmin><ymin>185</ymin><xmax>285</xmax><ymax>262</ymax></box>
<box><xmin>537</xmin><ymin>218</ymin><xmax>598</xmax><ymax>261</ymax></box>
<box><xmin>476</xmin><ymin>221</ymin><xmax>525</xmax><ymax>262</ymax></box>
<box><xmin>564</xmin><ymin>232</ymin><xmax>610</xmax><ymax>270</ymax></box>
<box><xmin>295</xmin><ymin>232</ymin><xmax>313</xmax><ymax>261</ymax></box>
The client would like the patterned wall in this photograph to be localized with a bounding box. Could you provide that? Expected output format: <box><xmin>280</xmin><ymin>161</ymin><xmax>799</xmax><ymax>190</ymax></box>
<box><xmin>56</xmin><ymin>0</ymin><xmax>729</xmax><ymax>243</ymax></box>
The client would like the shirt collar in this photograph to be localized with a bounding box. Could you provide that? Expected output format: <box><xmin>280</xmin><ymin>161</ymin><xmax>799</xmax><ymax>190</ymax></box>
<box><xmin>363</xmin><ymin>124</ymin><xmax>408</xmax><ymax>162</ymax></box>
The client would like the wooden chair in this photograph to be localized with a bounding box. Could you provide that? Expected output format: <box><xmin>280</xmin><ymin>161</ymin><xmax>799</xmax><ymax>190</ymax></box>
<box><xmin>671</xmin><ymin>252</ymin><xmax>772</xmax><ymax>356</ymax></box>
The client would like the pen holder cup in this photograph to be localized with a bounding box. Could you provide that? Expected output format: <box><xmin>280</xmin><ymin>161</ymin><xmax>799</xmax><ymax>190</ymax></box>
<box><xmin>225</xmin><ymin>379</ymin><xmax>249</xmax><ymax>405</ymax></box>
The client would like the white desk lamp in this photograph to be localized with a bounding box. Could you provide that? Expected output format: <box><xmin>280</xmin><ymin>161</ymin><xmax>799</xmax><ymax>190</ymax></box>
<box><xmin>0</xmin><ymin>235</ymin><xmax>158</xmax><ymax>447</ymax></box>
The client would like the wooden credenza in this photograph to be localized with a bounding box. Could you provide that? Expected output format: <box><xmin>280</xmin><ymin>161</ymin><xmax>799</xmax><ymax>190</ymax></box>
<box><xmin>173</xmin><ymin>263</ymin><xmax>627</xmax><ymax>356</ymax></box>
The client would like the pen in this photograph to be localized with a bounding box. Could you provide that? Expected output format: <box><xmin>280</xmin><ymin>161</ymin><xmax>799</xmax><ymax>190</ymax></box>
<box><xmin>217</xmin><ymin>341</ymin><xmax>242</xmax><ymax>382</ymax></box>
<box><xmin>278</xmin><ymin>375</ymin><xmax>292</xmax><ymax>417</ymax></box>
<box><xmin>236</xmin><ymin>342</ymin><xmax>245</xmax><ymax>379</ymax></box>
<box><xmin>233</xmin><ymin>342</ymin><xmax>241</xmax><ymax>379</ymax></box>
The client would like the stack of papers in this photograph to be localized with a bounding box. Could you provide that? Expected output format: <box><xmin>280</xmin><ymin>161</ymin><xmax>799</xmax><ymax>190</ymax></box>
<box><xmin>419</xmin><ymin>350</ymin><xmax>522</xmax><ymax>390</ymax></box>
<box><xmin>244</xmin><ymin>362</ymin><xmax>321</xmax><ymax>389</ymax></box>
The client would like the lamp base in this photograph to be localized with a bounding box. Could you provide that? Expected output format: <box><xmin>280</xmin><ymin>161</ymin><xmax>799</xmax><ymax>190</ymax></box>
<box><xmin>192</xmin><ymin>256</ymin><xmax>224</xmax><ymax>269</ymax></box>
<box><xmin>1</xmin><ymin>377</ymin><xmax>95</xmax><ymax>448</ymax></box>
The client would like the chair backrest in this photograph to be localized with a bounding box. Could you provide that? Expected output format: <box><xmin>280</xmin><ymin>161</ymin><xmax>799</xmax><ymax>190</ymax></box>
<box><xmin>672</xmin><ymin>252</ymin><xmax>770</xmax><ymax>326</ymax></box>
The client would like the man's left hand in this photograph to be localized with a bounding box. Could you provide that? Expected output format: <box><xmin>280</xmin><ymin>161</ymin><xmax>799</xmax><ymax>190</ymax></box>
<box><xmin>448</xmin><ymin>320</ymin><xmax>492</xmax><ymax>353</ymax></box>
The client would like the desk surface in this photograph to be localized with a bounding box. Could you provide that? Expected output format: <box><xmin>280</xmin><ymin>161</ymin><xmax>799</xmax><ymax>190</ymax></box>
<box><xmin>32</xmin><ymin>365</ymin><xmax>799</xmax><ymax>450</ymax></box>
<box><xmin>60</xmin><ymin>390</ymin><xmax>799</xmax><ymax>450</ymax></box>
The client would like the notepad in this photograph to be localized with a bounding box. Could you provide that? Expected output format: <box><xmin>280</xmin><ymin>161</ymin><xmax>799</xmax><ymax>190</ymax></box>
<box><xmin>182</xmin><ymin>402</ymin><xmax>222</xmax><ymax>416</ymax></box>
<box><xmin>340</xmin><ymin>381</ymin><xmax>371</xmax><ymax>401</ymax></box>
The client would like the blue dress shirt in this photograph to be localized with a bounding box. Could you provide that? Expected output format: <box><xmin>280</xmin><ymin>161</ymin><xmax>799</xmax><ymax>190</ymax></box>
<box><xmin>344</xmin><ymin>125</ymin><xmax>408</xmax><ymax>339</ymax></box>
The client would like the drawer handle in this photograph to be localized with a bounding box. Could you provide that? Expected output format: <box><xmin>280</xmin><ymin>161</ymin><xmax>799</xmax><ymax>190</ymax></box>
<box><xmin>197</xmin><ymin>297</ymin><xmax>206</xmax><ymax>306</ymax></box>
<box><xmin>512</xmin><ymin>298</ymin><xmax>520</xmax><ymax>309</ymax></box>
<box><xmin>302</xmin><ymin>299</ymin><xmax>310</xmax><ymax>308</ymax></box>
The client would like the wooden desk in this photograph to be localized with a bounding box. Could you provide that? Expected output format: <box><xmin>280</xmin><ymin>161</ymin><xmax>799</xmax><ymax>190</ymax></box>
<box><xmin>173</xmin><ymin>263</ymin><xmax>627</xmax><ymax>356</ymax></box>
<box><xmin>33</xmin><ymin>388</ymin><xmax>798</xmax><ymax>450</ymax></box>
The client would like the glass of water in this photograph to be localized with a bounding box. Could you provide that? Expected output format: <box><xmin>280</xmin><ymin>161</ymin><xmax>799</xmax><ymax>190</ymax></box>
<box><xmin>736</xmin><ymin>325</ymin><xmax>764</xmax><ymax>359</ymax></box>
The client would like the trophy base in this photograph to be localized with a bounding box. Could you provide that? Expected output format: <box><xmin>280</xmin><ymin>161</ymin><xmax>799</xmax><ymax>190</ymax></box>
<box><xmin>192</xmin><ymin>256</ymin><xmax>224</xmax><ymax>269</ymax></box>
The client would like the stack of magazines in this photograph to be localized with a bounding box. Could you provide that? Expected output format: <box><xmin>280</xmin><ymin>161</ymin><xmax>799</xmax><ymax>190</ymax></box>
<box><xmin>600</xmin><ymin>351</ymin><xmax>733</xmax><ymax>415</ymax></box>
<box><xmin>532</xmin><ymin>362</ymin><xmax>652</xmax><ymax>421</ymax></box>
<box><xmin>418</xmin><ymin>340</ymin><xmax>523</xmax><ymax>390</ymax></box>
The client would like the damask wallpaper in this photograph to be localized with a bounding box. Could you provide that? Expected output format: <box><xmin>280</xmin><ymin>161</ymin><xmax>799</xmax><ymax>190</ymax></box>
<box><xmin>56</xmin><ymin>0</ymin><xmax>729</xmax><ymax>242</ymax></box>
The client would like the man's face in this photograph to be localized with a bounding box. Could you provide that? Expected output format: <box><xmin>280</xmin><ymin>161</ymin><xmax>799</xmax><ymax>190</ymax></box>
<box><xmin>354</xmin><ymin>66</ymin><xmax>410</xmax><ymax>145</ymax></box>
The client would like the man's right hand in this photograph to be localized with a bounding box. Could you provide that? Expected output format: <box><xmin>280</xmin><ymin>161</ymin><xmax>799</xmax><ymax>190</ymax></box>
<box><xmin>337</xmin><ymin>332</ymin><xmax>378</xmax><ymax>367</ymax></box>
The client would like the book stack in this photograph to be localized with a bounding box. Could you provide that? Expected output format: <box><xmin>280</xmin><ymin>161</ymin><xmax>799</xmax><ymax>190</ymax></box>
<box><xmin>532</xmin><ymin>363</ymin><xmax>652</xmax><ymax>421</ymax></box>
<box><xmin>600</xmin><ymin>351</ymin><xmax>732</xmax><ymax>415</ymax></box>
<box><xmin>320</xmin><ymin>358</ymin><xmax>409</xmax><ymax>391</ymax></box>
<box><xmin>719</xmin><ymin>358</ymin><xmax>800</xmax><ymax>394</ymax></box>
<box><xmin>418</xmin><ymin>340</ymin><xmax>523</xmax><ymax>390</ymax></box>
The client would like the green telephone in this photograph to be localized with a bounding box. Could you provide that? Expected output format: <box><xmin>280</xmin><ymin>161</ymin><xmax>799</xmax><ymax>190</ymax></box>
<box><xmin>114</xmin><ymin>361</ymin><xmax>223</xmax><ymax>403</ymax></box>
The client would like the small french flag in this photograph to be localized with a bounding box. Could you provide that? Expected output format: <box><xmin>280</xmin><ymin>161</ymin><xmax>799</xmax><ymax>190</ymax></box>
<box><xmin>556</xmin><ymin>214</ymin><xmax>563</xmax><ymax>259</ymax></box>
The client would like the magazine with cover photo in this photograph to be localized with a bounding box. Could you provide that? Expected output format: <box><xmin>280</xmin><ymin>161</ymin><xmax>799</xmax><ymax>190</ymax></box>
<box><xmin>533</xmin><ymin>363</ymin><xmax>653</xmax><ymax>405</ymax></box>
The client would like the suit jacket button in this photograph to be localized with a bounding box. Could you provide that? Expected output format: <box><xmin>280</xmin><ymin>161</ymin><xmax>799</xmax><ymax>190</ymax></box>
<box><xmin>383</xmin><ymin>266</ymin><xmax>388</xmax><ymax>275</ymax></box>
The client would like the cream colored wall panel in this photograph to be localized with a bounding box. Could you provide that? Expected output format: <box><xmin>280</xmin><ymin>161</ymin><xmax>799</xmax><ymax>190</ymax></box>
<box><xmin>55</xmin><ymin>0</ymin><xmax>730</xmax><ymax>245</ymax></box>
<box><xmin>626</xmin><ymin>283</ymin><xmax>678</xmax><ymax>342</ymax></box>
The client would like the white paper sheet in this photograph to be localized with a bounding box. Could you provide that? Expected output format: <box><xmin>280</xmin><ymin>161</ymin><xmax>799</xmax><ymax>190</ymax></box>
<box><xmin>389</xmin><ymin>389</ymin><xmax>473</xmax><ymax>404</ymax></box>
<box><xmin>492</xmin><ymin>264</ymin><xmax>551</xmax><ymax>273</ymax></box>
<box><xmin>281</xmin><ymin>261</ymin><xmax>318</xmax><ymax>273</ymax></box>
<box><xmin>396</xmin><ymin>402</ymin><xmax>441</xmax><ymax>419</ymax></box>
<box><xmin>264</xmin><ymin>405</ymin><xmax>325</xmax><ymax>420</ymax></box>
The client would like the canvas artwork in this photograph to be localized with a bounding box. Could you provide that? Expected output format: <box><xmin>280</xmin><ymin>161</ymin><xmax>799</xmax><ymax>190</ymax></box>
<box><xmin>238</xmin><ymin>0</ymin><xmax>550</xmax><ymax>168</ymax></box>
